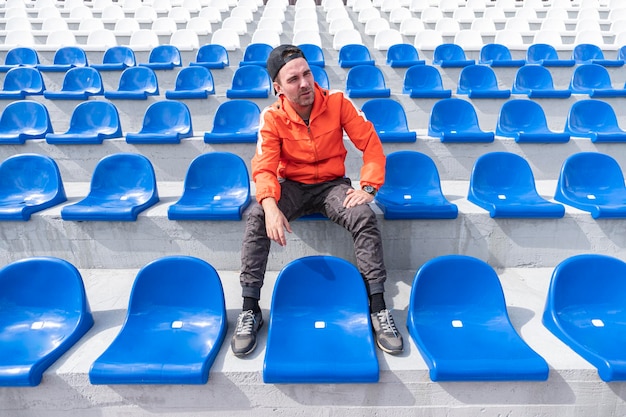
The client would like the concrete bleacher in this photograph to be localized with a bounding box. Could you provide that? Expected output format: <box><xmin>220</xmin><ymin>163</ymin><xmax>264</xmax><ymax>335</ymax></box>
<box><xmin>3</xmin><ymin>0</ymin><xmax>626</xmax><ymax>415</ymax></box>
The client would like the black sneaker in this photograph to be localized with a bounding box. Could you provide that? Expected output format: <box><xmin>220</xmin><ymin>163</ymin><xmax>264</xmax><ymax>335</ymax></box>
<box><xmin>231</xmin><ymin>310</ymin><xmax>264</xmax><ymax>357</ymax></box>
<box><xmin>371</xmin><ymin>309</ymin><xmax>404</xmax><ymax>354</ymax></box>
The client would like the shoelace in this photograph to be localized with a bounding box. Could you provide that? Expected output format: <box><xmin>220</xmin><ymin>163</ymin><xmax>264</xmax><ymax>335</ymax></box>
<box><xmin>235</xmin><ymin>310</ymin><xmax>256</xmax><ymax>336</ymax></box>
<box><xmin>376</xmin><ymin>309</ymin><xmax>399</xmax><ymax>337</ymax></box>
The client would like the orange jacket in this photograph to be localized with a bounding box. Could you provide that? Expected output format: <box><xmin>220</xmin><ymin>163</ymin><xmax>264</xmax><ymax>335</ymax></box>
<box><xmin>252</xmin><ymin>83</ymin><xmax>386</xmax><ymax>203</ymax></box>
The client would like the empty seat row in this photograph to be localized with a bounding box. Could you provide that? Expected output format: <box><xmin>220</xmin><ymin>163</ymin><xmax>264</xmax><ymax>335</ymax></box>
<box><xmin>2</xmin><ymin>251</ymin><xmax>625</xmax><ymax>385</ymax></box>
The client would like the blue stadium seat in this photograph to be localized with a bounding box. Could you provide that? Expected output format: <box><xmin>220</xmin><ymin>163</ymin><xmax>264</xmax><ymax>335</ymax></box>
<box><xmin>165</xmin><ymin>66</ymin><xmax>215</xmax><ymax>99</ymax></box>
<box><xmin>433</xmin><ymin>43</ymin><xmax>475</xmax><ymax>67</ymax></box>
<box><xmin>375</xmin><ymin>151</ymin><xmax>457</xmax><ymax>219</ymax></box>
<box><xmin>263</xmin><ymin>256</ymin><xmax>379</xmax><ymax>383</ymax></box>
<box><xmin>386</xmin><ymin>43</ymin><xmax>425</xmax><ymax>68</ymax></box>
<box><xmin>204</xmin><ymin>99</ymin><xmax>260</xmax><ymax>143</ymax></box>
<box><xmin>126</xmin><ymin>100</ymin><xmax>193</xmax><ymax>144</ymax></box>
<box><xmin>239</xmin><ymin>43</ymin><xmax>273</xmax><ymax>66</ymax></box>
<box><xmin>138</xmin><ymin>45</ymin><xmax>182</xmax><ymax>70</ymax></box>
<box><xmin>456</xmin><ymin>64</ymin><xmax>511</xmax><ymax>98</ymax></box>
<box><xmin>497</xmin><ymin>100</ymin><xmax>570</xmax><ymax>143</ymax></box>
<box><xmin>45</xmin><ymin>101</ymin><xmax>122</xmax><ymax>144</ymax></box>
<box><xmin>543</xmin><ymin>254</ymin><xmax>626</xmax><ymax>382</ymax></box>
<box><xmin>226</xmin><ymin>65</ymin><xmax>271</xmax><ymax>98</ymax></box>
<box><xmin>407</xmin><ymin>255</ymin><xmax>549</xmax><ymax>381</ymax></box>
<box><xmin>0</xmin><ymin>257</ymin><xmax>93</xmax><ymax>386</ymax></box>
<box><xmin>468</xmin><ymin>152</ymin><xmax>565</xmax><ymax>218</ymax></box>
<box><xmin>618</xmin><ymin>45</ymin><xmax>626</xmax><ymax>61</ymax></box>
<box><xmin>0</xmin><ymin>154</ymin><xmax>66</xmax><ymax>220</ymax></box>
<box><xmin>168</xmin><ymin>152</ymin><xmax>251</xmax><ymax>220</ymax></box>
<box><xmin>479</xmin><ymin>43</ymin><xmax>525</xmax><ymax>67</ymax></box>
<box><xmin>512</xmin><ymin>65</ymin><xmax>572</xmax><ymax>98</ymax></box>
<box><xmin>571</xmin><ymin>43</ymin><xmax>624</xmax><ymax>67</ymax></box>
<box><xmin>298</xmin><ymin>43</ymin><xmax>325</xmax><ymax>67</ymax></box>
<box><xmin>526</xmin><ymin>43</ymin><xmax>575</xmax><ymax>67</ymax></box>
<box><xmin>569</xmin><ymin>64</ymin><xmax>626</xmax><ymax>97</ymax></box>
<box><xmin>61</xmin><ymin>153</ymin><xmax>159</xmax><ymax>221</ymax></box>
<box><xmin>0</xmin><ymin>101</ymin><xmax>52</xmax><ymax>144</ymax></box>
<box><xmin>43</xmin><ymin>67</ymin><xmax>104</xmax><ymax>100</ymax></box>
<box><xmin>345</xmin><ymin>65</ymin><xmax>390</xmax><ymax>98</ymax></box>
<box><xmin>104</xmin><ymin>66</ymin><xmax>159</xmax><ymax>99</ymax></box>
<box><xmin>0</xmin><ymin>67</ymin><xmax>45</xmax><ymax>99</ymax></box>
<box><xmin>360</xmin><ymin>98</ymin><xmax>416</xmax><ymax>142</ymax></box>
<box><xmin>0</xmin><ymin>47</ymin><xmax>40</xmax><ymax>72</ymax></box>
<box><xmin>310</xmin><ymin>64</ymin><xmax>330</xmax><ymax>89</ymax></box>
<box><xmin>428</xmin><ymin>98</ymin><xmax>494</xmax><ymax>142</ymax></box>
<box><xmin>190</xmin><ymin>44</ymin><xmax>230</xmax><ymax>69</ymax></box>
<box><xmin>402</xmin><ymin>64</ymin><xmax>451</xmax><ymax>98</ymax></box>
<box><xmin>338</xmin><ymin>43</ymin><xmax>375</xmax><ymax>68</ymax></box>
<box><xmin>564</xmin><ymin>99</ymin><xmax>626</xmax><ymax>142</ymax></box>
<box><xmin>555</xmin><ymin>152</ymin><xmax>626</xmax><ymax>218</ymax></box>
<box><xmin>37</xmin><ymin>46</ymin><xmax>88</xmax><ymax>72</ymax></box>
<box><xmin>89</xmin><ymin>256</ymin><xmax>227</xmax><ymax>384</ymax></box>
<box><xmin>91</xmin><ymin>46</ymin><xmax>137</xmax><ymax>71</ymax></box>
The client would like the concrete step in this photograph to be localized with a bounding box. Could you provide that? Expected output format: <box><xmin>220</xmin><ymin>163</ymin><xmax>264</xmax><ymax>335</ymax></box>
<box><xmin>2</xmin><ymin>265</ymin><xmax>623</xmax><ymax>416</ymax></box>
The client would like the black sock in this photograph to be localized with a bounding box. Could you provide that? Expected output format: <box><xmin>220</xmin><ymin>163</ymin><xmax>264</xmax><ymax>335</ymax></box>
<box><xmin>243</xmin><ymin>297</ymin><xmax>261</xmax><ymax>313</ymax></box>
<box><xmin>369</xmin><ymin>293</ymin><xmax>386</xmax><ymax>314</ymax></box>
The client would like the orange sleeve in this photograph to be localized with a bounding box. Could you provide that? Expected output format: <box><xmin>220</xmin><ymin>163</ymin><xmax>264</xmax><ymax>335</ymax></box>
<box><xmin>252</xmin><ymin>107</ymin><xmax>282</xmax><ymax>203</ymax></box>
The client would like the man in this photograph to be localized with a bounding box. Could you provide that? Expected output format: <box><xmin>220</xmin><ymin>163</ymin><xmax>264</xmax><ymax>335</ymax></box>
<box><xmin>231</xmin><ymin>44</ymin><xmax>403</xmax><ymax>357</ymax></box>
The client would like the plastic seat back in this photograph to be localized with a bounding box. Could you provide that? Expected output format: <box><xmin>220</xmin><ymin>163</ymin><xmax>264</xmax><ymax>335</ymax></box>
<box><xmin>0</xmin><ymin>154</ymin><xmax>66</xmax><ymax>220</ymax></box>
<box><xmin>0</xmin><ymin>101</ymin><xmax>52</xmax><ymax>144</ymax></box>
<box><xmin>569</xmin><ymin>64</ymin><xmax>626</xmax><ymax>96</ymax></box>
<box><xmin>0</xmin><ymin>47</ymin><xmax>39</xmax><ymax>72</ymax></box>
<box><xmin>543</xmin><ymin>254</ymin><xmax>626</xmax><ymax>382</ymax></box>
<box><xmin>240</xmin><ymin>43</ymin><xmax>273</xmax><ymax>66</ymax></box>
<box><xmin>526</xmin><ymin>43</ymin><xmax>575</xmax><ymax>66</ymax></box>
<box><xmin>168</xmin><ymin>152</ymin><xmax>251</xmax><ymax>220</ymax></box>
<box><xmin>61</xmin><ymin>153</ymin><xmax>159</xmax><ymax>221</ymax></box>
<box><xmin>402</xmin><ymin>64</ymin><xmax>451</xmax><ymax>98</ymax></box>
<box><xmin>204</xmin><ymin>99</ymin><xmax>260</xmax><ymax>143</ymax></box>
<box><xmin>140</xmin><ymin>45</ymin><xmax>182</xmax><ymax>69</ymax></box>
<box><xmin>564</xmin><ymin>99</ymin><xmax>626</xmax><ymax>141</ymax></box>
<box><xmin>44</xmin><ymin>67</ymin><xmax>104</xmax><ymax>99</ymax></box>
<box><xmin>38</xmin><ymin>46</ymin><xmax>88</xmax><ymax>72</ymax></box>
<box><xmin>386</xmin><ymin>43</ymin><xmax>424</xmax><ymax>68</ymax></box>
<box><xmin>46</xmin><ymin>101</ymin><xmax>122</xmax><ymax>144</ymax></box>
<box><xmin>407</xmin><ymin>255</ymin><xmax>549</xmax><ymax>381</ymax></box>
<box><xmin>468</xmin><ymin>152</ymin><xmax>565</xmax><ymax>218</ymax></box>
<box><xmin>226</xmin><ymin>65</ymin><xmax>271</xmax><ymax>98</ymax></box>
<box><xmin>263</xmin><ymin>256</ymin><xmax>379</xmax><ymax>383</ymax></box>
<box><xmin>497</xmin><ymin>99</ymin><xmax>569</xmax><ymax>142</ymax></box>
<box><xmin>0</xmin><ymin>67</ymin><xmax>45</xmax><ymax>98</ymax></box>
<box><xmin>345</xmin><ymin>65</ymin><xmax>390</xmax><ymax>98</ymax></box>
<box><xmin>338</xmin><ymin>43</ymin><xmax>374</xmax><ymax>67</ymax></box>
<box><xmin>0</xmin><ymin>257</ymin><xmax>93</xmax><ymax>386</ymax></box>
<box><xmin>298</xmin><ymin>43</ymin><xmax>325</xmax><ymax>67</ymax></box>
<box><xmin>457</xmin><ymin>64</ymin><xmax>511</xmax><ymax>98</ymax></box>
<box><xmin>572</xmin><ymin>43</ymin><xmax>623</xmax><ymax>66</ymax></box>
<box><xmin>479</xmin><ymin>43</ymin><xmax>525</xmax><ymax>67</ymax></box>
<box><xmin>433</xmin><ymin>43</ymin><xmax>475</xmax><ymax>67</ymax></box>
<box><xmin>104</xmin><ymin>66</ymin><xmax>159</xmax><ymax>99</ymax></box>
<box><xmin>375</xmin><ymin>150</ymin><xmax>457</xmax><ymax>219</ymax></box>
<box><xmin>90</xmin><ymin>256</ymin><xmax>227</xmax><ymax>384</ymax></box>
<box><xmin>191</xmin><ymin>44</ymin><xmax>230</xmax><ymax>68</ymax></box>
<box><xmin>428</xmin><ymin>98</ymin><xmax>494</xmax><ymax>142</ymax></box>
<box><xmin>91</xmin><ymin>46</ymin><xmax>137</xmax><ymax>71</ymax></box>
<box><xmin>165</xmin><ymin>66</ymin><xmax>215</xmax><ymax>99</ymax></box>
<box><xmin>309</xmin><ymin>65</ymin><xmax>330</xmax><ymax>89</ymax></box>
<box><xmin>512</xmin><ymin>65</ymin><xmax>571</xmax><ymax>98</ymax></box>
<box><xmin>555</xmin><ymin>152</ymin><xmax>626</xmax><ymax>218</ymax></box>
<box><xmin>361</xmin><ymin>98</ymin><xmax>416</xmax><ymax>142</ymax></box>
<box><xmin>126</xmin><ymin>100</ymin><xmax>193</xmax><ymax>144</ymax></box>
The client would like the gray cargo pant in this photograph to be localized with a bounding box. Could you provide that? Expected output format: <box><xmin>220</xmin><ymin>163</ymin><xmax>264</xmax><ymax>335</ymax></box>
<box><xmin>240</xmin><ymin>177</ymin><xmax>387</xmax><ymax>300</ymax></box>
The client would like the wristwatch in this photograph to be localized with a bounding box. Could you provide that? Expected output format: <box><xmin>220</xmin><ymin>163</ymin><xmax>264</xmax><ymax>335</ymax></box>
<box><xmin>362</xmin><ymin>185</ymin><xmax>377</xmax><ymax>196</ymax></box>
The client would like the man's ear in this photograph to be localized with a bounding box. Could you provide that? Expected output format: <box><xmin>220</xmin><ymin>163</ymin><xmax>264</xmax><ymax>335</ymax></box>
<box><xmin>273</xmin><ymin>80</ymin><xmax>282</xmax><ymax>95</ymax></box>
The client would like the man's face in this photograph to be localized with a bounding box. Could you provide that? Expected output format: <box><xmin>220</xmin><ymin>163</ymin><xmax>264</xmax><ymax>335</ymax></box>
<box><xmin>274</xmin><ymin>57</ymin><xmax>315</xmax><ymax>110</ymax></box>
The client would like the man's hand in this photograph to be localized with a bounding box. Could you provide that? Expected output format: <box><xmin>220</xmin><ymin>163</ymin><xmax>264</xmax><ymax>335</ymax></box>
<box><xmin>262</xmin><ymin>198</ymin><xmax>292</xmax><ymax>247</ymax></box>
<box><xmin>343</xmin><ymin>188</ymin><xmax>374</xmax><ymax>208</ymax></box>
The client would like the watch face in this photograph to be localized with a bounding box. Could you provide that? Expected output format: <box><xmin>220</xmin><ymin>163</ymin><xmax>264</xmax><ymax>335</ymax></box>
<box><xmin>363</xmin><ymin>185</ymin><xmax>375</xmax><ymax>195</ymax></box>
